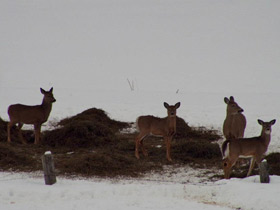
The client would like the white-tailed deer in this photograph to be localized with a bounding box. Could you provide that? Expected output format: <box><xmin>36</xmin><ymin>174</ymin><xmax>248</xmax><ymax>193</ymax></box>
<box><xmin>222</xmin><ymin>119</ymin><xmax>276</xmax><ymax>179</ymax></box>
<box><xmin>223</xmin><ymin>96</ymin><xmax>246</xmax><ymax>140</ymax></box>
<box><xmin>135</xmin><ymin>102</ymin><xmax>181</xmax><ymax>162</ymax></box>
<box><xmin>7</xmin><ymin>87</ymin><xmax>56</xmax><ymax>144</ymax></box>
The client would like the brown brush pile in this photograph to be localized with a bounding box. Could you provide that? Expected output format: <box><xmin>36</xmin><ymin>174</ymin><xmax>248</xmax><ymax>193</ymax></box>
<box><xmin>0</xmin><ymin>117</ymin><xmax>34</xmax><ymax>144</ymax></box>
<box><xmin>1</xmin><ymin>108</ymin><xmax>279</xmax><ymax>179</ymax></box>
<box><xmin>176</xmin><ymin>117</ymin><xmax>220</xmax><ymax>141</ymax></box>
<box><xmin>43</xmin><ymin>108</ymin><xmax>129</xmax><ymax>148</ymax></box>
<box><xmin>0</xmin><ymin>143</ymin><xmax>41</xmax><ymax>172</ymax></box>
<box><xmin>266</xmin><ymin>152</ymin><xmax>280</xmax><ymax>175</ymax></box>
<box><xmin>0</xmin><ymin>117</ymin><xmax>7</xmax><ymax>141</ymax></box>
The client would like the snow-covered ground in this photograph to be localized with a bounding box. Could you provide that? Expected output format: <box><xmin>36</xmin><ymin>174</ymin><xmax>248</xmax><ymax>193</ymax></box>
<box><xmin>1</xmin><ymin>0</ymin><xmax>280</xmax><ymax>209</ymax></box>
<box><xmin>1</xmin><ymin>171</ymin><xmax>280</xmax><ymax>210</ymax></box>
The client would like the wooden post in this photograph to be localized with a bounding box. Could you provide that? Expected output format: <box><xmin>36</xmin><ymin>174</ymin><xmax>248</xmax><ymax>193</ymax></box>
<box><xmin>42</xmin><ymin>151</ymin><xmax>57</xmax><ymax>185</ymax></box>
<box><xmin>259</xmin><ymin>159</ymin><xmax>270</xmax><ymax>183</ymax></box>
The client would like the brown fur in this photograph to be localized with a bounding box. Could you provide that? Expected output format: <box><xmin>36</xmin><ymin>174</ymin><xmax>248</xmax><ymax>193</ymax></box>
<box><xmin>222</xmin><ymin>119</ymin><xmax>276</xmax><ymax>179</ymax></box>
<box><xmin>7</xmin><ymin>87</ymin><xmax>56</xmax><ymax>144</ymax></box>
<box><xmin>135</xmin><ymin>102</ymin><xmax>180</xmax><ymax>162</ymax></box>
<box><xmin>223</xmin><ymin>96</ymin><xmax>246</xmax><ymax>140</ymax></box>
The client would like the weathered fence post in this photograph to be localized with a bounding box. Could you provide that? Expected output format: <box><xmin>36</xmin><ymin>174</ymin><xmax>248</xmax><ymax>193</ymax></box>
<box><xmin>42</xmin><ymin>151</ymin><xmax>57</xmax><ymax>185</ymax></box>
<box><xmin>259</xmin><ymin>159</ymin><xmax>270</xmax><ymax>183</ymax></box>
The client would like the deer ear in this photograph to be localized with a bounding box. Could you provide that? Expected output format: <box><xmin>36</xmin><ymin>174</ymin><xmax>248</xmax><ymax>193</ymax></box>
<box><xmin>49</xmin><ymin>87</ymin><xmax>53</xmax><ymax>93</ymax></box>
<box><xmin>40</xmin><ymin>88</ymin><xmax>46</xmax><ymax>94</ymax></box>
<box><xmin>270</xmin><ymin>119</ymin><xmax>276</xmax><ymax>125</ymax></box>
<box><xmin>224</xmin><ymin>97</ymin><xmax>230</xmax><ymax>104</ymax></box>
<box><xmin>258</xmin><ymin>119</ymin><xmax>264</xmax><ymax>125</ymax></box>
<box><xmin>175</xmin><ymin>102</ymin><xmax>181</xmax><ymax>109</ymax></box>
<box><xmin>164</xmin><ymin>102</ymin><xmax>169</xmax><ymax>108</ymax></box>
<box><xmin>229</xmin><ymin>96</ymin><xmax>234</xmax><ymax>102</ymax></box>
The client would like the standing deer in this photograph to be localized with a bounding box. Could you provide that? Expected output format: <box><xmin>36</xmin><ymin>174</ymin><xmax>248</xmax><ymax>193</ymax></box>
<box><xmin>223</xmin><ymin>96</ymin><xmax>246</xmax><ymax>140</ymax></box>
<box><xmin>135</xmin><ymin>102</ymin><xmax>180</xmax><ymax>162</ymax></box>
<box><xmin>7</xmin><ymin>87</ymin><xmax>56</xmax><ymax>144</ymax></box>
<box><xmin>222</xmin><ymin>119</ymin><xmax>276</xmax><ymax>179</ymax></box>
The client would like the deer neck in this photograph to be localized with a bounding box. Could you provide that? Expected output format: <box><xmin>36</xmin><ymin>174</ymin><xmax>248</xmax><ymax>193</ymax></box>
<box><xmin>167</xmin><ymin>116</ymin><xmax>176</xmax><ymax>131</ymax></box>
<box><xmin>41</xmin><ymin>99</ymin><xmax>53</xmax><ymax>118</ymax></box>
<box><xmin>260</xmin><ymin>130</ymin><xmax>271</xmax><ymax>147</ymax></box>
<box><xmin>226</xmin><ymin>112</ymin><xmax>238</xmax><ymax>117</ymax></box>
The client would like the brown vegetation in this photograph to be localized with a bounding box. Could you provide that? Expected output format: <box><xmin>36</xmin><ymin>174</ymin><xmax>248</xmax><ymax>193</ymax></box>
<box><xmin>0</xmin><ymin>109</ymin><xmax>279</xmax><ymax>179</ymax></box>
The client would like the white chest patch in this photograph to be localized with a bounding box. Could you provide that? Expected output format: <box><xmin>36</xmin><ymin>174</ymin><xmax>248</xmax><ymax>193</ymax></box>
<box><xmin>265</xmin><ymin>130</ymin><xmax>271</xmax><ymax>135</ymax></box>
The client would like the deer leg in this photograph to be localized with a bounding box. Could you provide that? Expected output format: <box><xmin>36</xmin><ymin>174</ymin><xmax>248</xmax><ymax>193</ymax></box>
<box><xmin>7</xmin><ymin>121</ymin><xmax>15</xmax><ymax>143</ymax></box>
<box><xmin>135</xmin><ymin>133</ymin><xmax>147</xmax><ymax>159</ymax></box>
<box><xmin>140</xmin><ymin>138</ymin><xmax>148</xmax><ymax>157</ymax></box>
<box><xmin>34</xmin><ymin>124</ymin><xmax>41</xmax><ymax>145</ymax></box>
<box><xmin>165</xmin><ymin>136</ymin><xmax>172</xmax><ymax>162</ymax></box>
<box><xmin>247</xmin><ymin>157</ymin><xmax>256</xmax><ymax>177</ymax></box>
<box><xmin>18</xmin><ymin>123</ymin><xmax>27</xmax><ymax>144</ymax></box>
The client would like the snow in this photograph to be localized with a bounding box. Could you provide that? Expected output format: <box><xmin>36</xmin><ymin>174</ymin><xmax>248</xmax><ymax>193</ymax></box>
<box><xmin>1</xmin><ymin>171</ymin><xmax>280</xmax><ymax>210</ymax></box>
<box><xmin>1</xmin><ymin>0</ymin><xmax>280</xmax><ymax>209</ymax></box>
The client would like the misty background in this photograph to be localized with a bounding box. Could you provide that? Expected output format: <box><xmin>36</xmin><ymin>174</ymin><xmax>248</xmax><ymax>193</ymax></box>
<box><xmin>1</xmin><ymin>0</ymin><xmax>280</xmax><ymax>125</ymax></box>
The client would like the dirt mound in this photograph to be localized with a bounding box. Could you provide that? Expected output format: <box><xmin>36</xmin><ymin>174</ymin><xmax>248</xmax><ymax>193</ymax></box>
<box><xmin>43</xmin><ymin>108</ymin><xmax>129</xmax><ymax>148</ymax></box>
<box><xmin>1</xmin><ymin>108</ymin><xmax>279</xmax><ymax>179</ymax></box>
<box><xmin>58</xmin><ymin>108</ymin><xmax>128</xmax><ymax>132</ymax></box>
<box><xmin>0</xmin><ymin>111</ymin><xmax>226</xmax><ymax>178</ymax></box>
<box><xmin>0</xmin><ymin>117</ymin><xmax>34</xmax><ymax>144</ymax></box>
<box><xmin>0</xmin><ymin>143</ymin><xmax>41</xmax><ymax>172</ymax></box>
<box><xmin>176</xmin><ymin>117</ymin><xmax>220</xmax><ymax>141</ymax></box>
<box><xmin>266</xmin><ymin>153</ymin><xmax>280</xmax><ymax>175</ymax></box>
<box><xmin>55</xmin><ymin>147</ymin><xmax>160</xmax><ymax>178</ymax></box>
<box><xmin>173</xmin><ymin>140</ymin><xmax>221</xmax><ymax>162</ymax></box>
<box><xmin>0</xmin><ymin>117</ymin><xmax>7</xmax><ymax>142</ymax></box>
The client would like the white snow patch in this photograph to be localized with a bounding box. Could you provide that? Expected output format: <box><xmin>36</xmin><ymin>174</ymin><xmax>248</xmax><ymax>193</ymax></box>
<box><xmin>44</xmin><ymin>151</ymin><xmax>52</xmax><ymax>155</ymax></box>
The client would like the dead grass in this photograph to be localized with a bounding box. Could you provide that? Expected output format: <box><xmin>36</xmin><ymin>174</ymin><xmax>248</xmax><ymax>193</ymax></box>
<box><xmin>176</xmin><ymin>117</ymin><xmax>220</xmax><ymax>141</ymax></box>
<box><xmin>0</xmin><ymin>117</ymin><xmax>34</xmax><ymax>144</ymax></box>
<box><xmin>0</xmin><ymin>143</ymin><xmax>42</xmax><ymax>172</ymax></box>
<box><xmin>265</xmin><ymin>153</ymin><xmax>280</xmax><ymax>175</ymax></box>
<box><xmin>0</xmin><ymin>109</ymin><xmax>279</xmax><ymax>179</ymax></box>
<box><xmin>43</xmin><ymin>108</ymin><xmax>129</xmax><ymax>148</ymax></box>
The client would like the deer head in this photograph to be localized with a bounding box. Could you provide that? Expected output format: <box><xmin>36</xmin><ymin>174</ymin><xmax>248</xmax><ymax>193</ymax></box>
<box><xmin>224</xmin><ymin>96</ymin><xmax>243</xmax><ymax>115</ymax></box>
<box><xmin>40</xmin><ymin>87</ymin><xmax>56</xmax><ymax>104</ymax></box>
<box><xmin>164</xmin><ymin>102</ymin><xmax>180</xmax><ymax>117</ymax></box>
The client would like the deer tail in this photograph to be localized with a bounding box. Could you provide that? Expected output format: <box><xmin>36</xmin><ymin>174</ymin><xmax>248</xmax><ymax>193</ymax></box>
<box><xmin>222</xmin><ymin>140</ymin><xmax>230</xmax><ymax>159</ymax></box>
